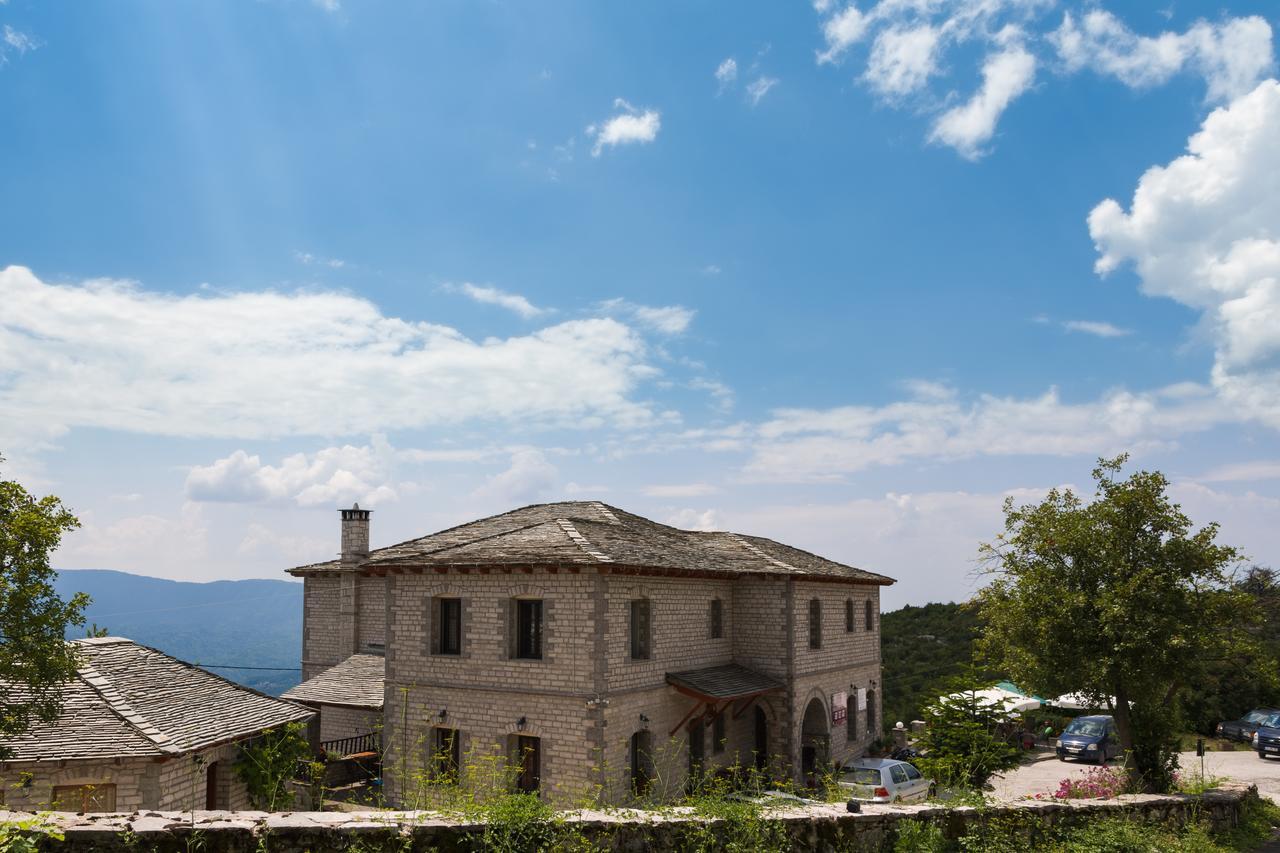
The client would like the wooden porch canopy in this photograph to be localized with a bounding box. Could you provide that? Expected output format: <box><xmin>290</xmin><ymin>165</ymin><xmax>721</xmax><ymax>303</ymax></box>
<box><xmin>665</xmin><ymin>664</ymin><xmax>783</xmax><ymax>736</ymax></box>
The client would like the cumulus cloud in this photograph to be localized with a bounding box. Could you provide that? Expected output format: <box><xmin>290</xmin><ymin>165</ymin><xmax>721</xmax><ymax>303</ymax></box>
<box><xmin>743</xmin><ymin>384</ymin><xmax>1227</xmax><ymax>482</ymax></box>
<box><xmin>442</xmin><ymin>282</ymin><xmax>547</xmax><ymax>319</ymax></box>
<box><xmin>587</xmin><ymin>99</ymin><xmax>661</xmax><ymax>157</ymax></box>
<box><xmin>1050</xmin><ymin>10</ymin><xmax>1275</xmax><ymax>103</ymax></box>
<box><xmin>929</xmin><ymin>43</ymin><xmax>1037</xmax><ymax>160</ymax></box>
<box><xmin>472</xmin><ymin>449</ymin><xmax>558</xmax><ymax>504</ymax></box>
<box><xmin>1089</xmin><ymin>80</ymin><xmax>1280</xmax><ymax>427</ymax></box>
<box><xmin>811</xmin><ymin>2</ymin><xmax>1274</xmax><ymax>158</ymax></box>
<box><xmin>0</xmin><ymin>266</ymin><xmax>663</xmax><ymax>450</ymax></box>
<box><xmin>664</xmin><ymin>508</ymin><xmax>723</xmax><ymax>531</ymax></box>
<box><xmin>185</xmin><ymin>438</ymin><xmax>401</xmax><ymax>506</ymax></box>
<box><xmin>1062</xmin><ymin>320</ymin><xmax>1131</xmax><ymax>338</ymax></box>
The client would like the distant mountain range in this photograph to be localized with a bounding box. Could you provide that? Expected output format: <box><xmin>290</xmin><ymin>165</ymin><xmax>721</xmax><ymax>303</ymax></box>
<box><xmin>54</xmin><ymin>569</ymin><xmax>304</xmax><ymax>697</ymax></box>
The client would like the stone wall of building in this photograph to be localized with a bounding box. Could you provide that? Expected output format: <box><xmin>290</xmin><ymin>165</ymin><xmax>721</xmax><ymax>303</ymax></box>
<box><xmin>317</xmin><ymin>705</ymin><xmax>381</xmax><ymax>745</ymax></box>
<box><xmin>0</xmin><ymin>743</ymin><xmax>250</xmax><ymax>813</ymax></box>
<box><xmin>9</xmin><ymin>783</ymin><xmax>1258</xmax><ymax>852</ymax></box>
<box><xmin>302</xmin><ymin>576</ymin><xmax>342</xmax><ymax>681</ymax></box>
<box><xmin>356</xmin><ymin>576</ymin><xmax>386</xmax><ymax>652</ymax></box>
<box><xmin>730</xmin><ymin>576</ymin><xmax>788</xmax><ymax>678</ymax></box>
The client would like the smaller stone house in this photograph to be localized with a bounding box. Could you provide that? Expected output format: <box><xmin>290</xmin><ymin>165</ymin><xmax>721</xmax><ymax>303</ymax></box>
<box><xmin>0</xmin><ymin>637</ymin><xmax>313</xmax><ymax>813</ymax></box>
<box><xmin>282</xmin><ymin>653</ymin><xmax>384</xmax><ymax>754</ymax></box>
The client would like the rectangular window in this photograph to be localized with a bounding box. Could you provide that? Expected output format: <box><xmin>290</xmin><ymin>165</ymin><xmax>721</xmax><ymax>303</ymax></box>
<box><xmin>808</xmin><ymin>598</ymin><xmax>822</xmax><ymax>650</ymax></box>
<box><xmin>52</xmin><ymin>784</ymin><xmax>116</xmax><ymax>813</ymax></box>
<box><xmin>437</xmin><ymin>597</ymin><xmax>462</xmax><ymax>655</ymax></box>
<box><xmin>630</xmin><ymin>599</ymin><xmax>651</xmax><ymax>660</ymax></box>
<box><xmin>515</xmin><ymin>599</ymin><xmax>543</xmax><ymax>660</ymax></box>
<box><xmin>431</xmin><ymin>727</ymin><xmax>461</xmax><ymax>782</ymax></box>
<box><xmin>712</xmin><ymin>711</ymin><xmax>726</xmax><ymax>753</ymax></box>
<box><xmin>709</xmin><ymin>598</ymin><xmax>723</xmax><ymax>639</ymax></box>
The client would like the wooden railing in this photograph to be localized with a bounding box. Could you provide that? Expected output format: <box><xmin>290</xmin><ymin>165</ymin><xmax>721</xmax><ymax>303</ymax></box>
<box><xmin>321</xmin><ymin>732</ymin><xmax>381</xmax><ymax>757</ymax></box>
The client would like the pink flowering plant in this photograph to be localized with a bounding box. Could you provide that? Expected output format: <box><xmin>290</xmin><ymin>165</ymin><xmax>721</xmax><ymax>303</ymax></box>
<box><xmin>1036</xmin><ymin>766</ymin><xmax>1130</xmax><ymax>800</ymax></box>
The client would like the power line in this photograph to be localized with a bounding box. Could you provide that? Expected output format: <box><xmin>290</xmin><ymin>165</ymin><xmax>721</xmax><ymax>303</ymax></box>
<box><xmin>195</xmin><ymin>663</ymin><xmax>301</xmax><ymax>671</ymax></box>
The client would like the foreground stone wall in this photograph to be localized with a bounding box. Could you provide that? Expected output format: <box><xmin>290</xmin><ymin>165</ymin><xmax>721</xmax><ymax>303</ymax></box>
<box><xmin>6</xmin><ymin>782</ymin><xmax>1255</xmax><ymax>852</ymax></box>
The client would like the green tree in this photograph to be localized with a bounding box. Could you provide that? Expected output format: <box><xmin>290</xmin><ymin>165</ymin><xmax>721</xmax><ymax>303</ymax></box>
<box><xmin>976</xmin><ymin>455</ymin><xmax>1263</xmax><ymax>792</ymax></box>
<box><xmin>234</xmin><ymin>722</ymin><xmax>319</xmax><ymax>810</ymax></box>
<box><xmin>0</xmin><ymin>459</ymin><xmax>88</xmax><ymax>759</ymax></box>
<box><xmin>914</xmin><ymin>674</ymin><xmax>1022</xmax><ymax>790</ymax></box>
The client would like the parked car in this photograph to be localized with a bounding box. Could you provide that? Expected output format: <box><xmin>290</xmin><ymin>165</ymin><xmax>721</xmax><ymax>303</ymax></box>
<box><xmin>1216</xmin><ymin>708</ymin><xmax>1280</xmax><ymax>743</ymax></box>
<box><xmin>1055</xmin><ymin>715</ymin><xmax>1122</xmax><ymax>764</ymax></box>
<box><xmin>838</xmin><ymin>758</ymin><xmax>933</xmax><ymax>803</ymax></box>
<box><xmin>1250</xmin><ymin>712</ymin><xmax>1280</xmax><ymax>760</ymax></box>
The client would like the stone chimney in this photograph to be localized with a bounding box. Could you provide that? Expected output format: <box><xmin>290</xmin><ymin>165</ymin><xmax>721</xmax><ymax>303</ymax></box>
<box><xmin>340</xmin><ymin>503</ymin><xmax>371</xmax><ymax>565</ymax></box>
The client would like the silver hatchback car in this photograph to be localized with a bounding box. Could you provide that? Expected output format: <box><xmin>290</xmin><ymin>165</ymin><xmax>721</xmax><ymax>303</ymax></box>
<box><xmin>838</xmin><ymin>758</ymin><xmax>933</xmax><ymax>803</ymax></box>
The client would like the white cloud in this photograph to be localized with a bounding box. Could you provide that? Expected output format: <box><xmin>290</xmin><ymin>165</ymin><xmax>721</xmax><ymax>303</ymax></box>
<box><xmin>294</xmin><ymin>250</ymin><xmax>345</xmax><ymax>269</ymax></box>
<box><xmin>715</xmin><ymin>57</ymin><xmax>738</xmax><ymax>90</ymax></box>
<box><xmin>599</xmin><ymin>298</ymin><xmax>695</xmax><ymax>336</ymax></box>
<box><xmin>665</xmin><ymin>508</ymin><xmax>723</xmax><ymax>531</ymax></box>
<box><xmin>643</xmin><ymin>483</ymin><xmax>719</xmax><ymax>498</ymax></box>
<box><xmin>2</xmin><ymin>25</ymin><xmax>35</xmax><ymax>55</ymax></box>
<box><xmin>185</xmin><ymin>438</ymin><xmax>401</xmax><ymax>507</ymax></box>
<box><xmin>472</xmin><ymin>449</ymin><xmax>558</xmax><ymax>504</ymax></box>
<box><xmin>1062</xmin><ymin>320</ymin><xmax>1131</xmax><ymax>338</ymax></box>
<box><xmin>812</xmin><ymin>2</ymin><xmax>1274</xmax><ymax>157</ymax></box>
<box><xmin>0</xmin><ymin>266</ymin><xmax>664</xmax><ymax>450</ymax></box>
<box><xmin>57</xmin><ymin>504</ymin><xmax>210</xmax><ymax>571</ymax></box>
<box><xmin>1050</xmin><ymin>10</ymin><xmax>1274</xmax><ymax>103</ymax></box>
<box><xmin>238</xmin><ymin>523</ymin><xmax>331</xmax><ymax>563</ymax></box>
<box><xmin>587</xmin><ymin>99</ymin><xmax>661</xmax><ymax>157</ymax></box>
<box><xmin>442</xmin><ymin>282</ymin><xmax>547</xmax><ymax>319</ymax></box>
<box><xmin>1089</xmin><ymin>80</ymin><xmax>1280</xmax><ymax>427</ymax></box>
<box><xmin>702</xmin><ymin>265</ymin><xmax>722</xmax><ymax>276</ymax></box>
<box><xmin>929</xmin><ymin>44</ymin><xmax>1036</xmax><ymax>159</ymax></box>
<box><xmin>864</xmin><ymin>25</ymin><xmax>941</xmax><ymax>98</ymax></box>
<box><xmin>1197</xmin><ymin>460</ymin><xmax>1280</xmax><ymax>483</ymax></box>
<box><xmin>312</xmin><ymin>0</ymin><xmax>340</xmax><ymax>13</ymax></box>
<box><xmin>746</xmin><ymin>76</ymin><xmax>780</xmax><ymax>106</ymax></box>
<box><xmin>744</xmin><ymin>384</ymin><xmax>1227</xmax><ymax>482</ymax></box>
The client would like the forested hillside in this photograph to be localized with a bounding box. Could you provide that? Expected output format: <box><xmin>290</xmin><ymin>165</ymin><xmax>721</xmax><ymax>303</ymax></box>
<box><xmin>55</xmin><ymin>569</ymin><xmax>303</xmax><ymax>696</ymax></box>
<box><xmin>880</xmin><ymin>601</ymin><xmax>988</xmax><ymax>730</ymax></box>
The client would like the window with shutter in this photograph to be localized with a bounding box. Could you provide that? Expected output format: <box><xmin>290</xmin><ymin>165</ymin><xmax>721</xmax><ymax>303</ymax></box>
<box><xmin>630</xmin><ymin>599</ymin><xmax>651</xmax><ymax>660</ymax></box>
<box><xmin>808</xmin><ymin>598</ymin><xmax>822</xmax><ymax>649</ymax></box>
<box><xmin>437</xmin><ymin>597</ymin><xmax>462</xmax><ymax>655</ymax></box>
<box><xmin>709</xmin><ymin>598</ymin><xmax>723</xmax><ymax>639</ymax></box>
<box><xmin>845</xmin><ymin>598</ymin><xmax>855</xmax><ymax>632</ymax></box>
<box><xmin>515</xmin><ymin>599</ymin><xmax>543</xmax><ymax>659</ymax></box>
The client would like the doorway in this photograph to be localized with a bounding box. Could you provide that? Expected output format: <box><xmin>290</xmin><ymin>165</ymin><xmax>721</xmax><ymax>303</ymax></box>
<box><xmin>800</xmin><ymin>697</ymin><xmax>830</xmax><ymax>789</ymax></box>
<box><xmin>205</xmin><ymin>761</ymin><xmax>219</xmax><ymax>810</ymax></box>
<box><xmin>513</xmin><ymin>735</ymin><xmax>540</xmax><ymax>794</ymax></box>
<box><xmin>753</xmin><ymin>706</ymin><xmax>768</xmax><ymax>771</ymax></box>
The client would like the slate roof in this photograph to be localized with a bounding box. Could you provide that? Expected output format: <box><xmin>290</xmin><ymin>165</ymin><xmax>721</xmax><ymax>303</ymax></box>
<box><xmin>666</xmin><ymin>664</ymin><xmax>784</xmax><ymax>700</ymax></box>
<box><xmin>1</xmin><ymin>637</ymin><xmax>313</xmax><ymax>762</ymax></box>
<box><xmin>281</xmin><ymin>654</ymin><xmax>385</xmax><ymax>710</ymax></box>
<box><xmin>288</xmin><ymin>501</ymin><xmax>893</xmax><ymax>585</ymax></box>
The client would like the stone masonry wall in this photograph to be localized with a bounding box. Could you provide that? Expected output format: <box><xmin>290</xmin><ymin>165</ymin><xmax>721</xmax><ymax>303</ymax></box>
<box><xmin>318</xmin><ymin>705</ymin><xmax>381</xmax><ymax>745</ymax></box>
<box><xmin>730</xmin><ymin>576</ymin><xmax>788</xmax><ymax>678</ymax></box>
<box><xmin>302</xmin><ymin>576</ymin><xmax>342</xmax><ymax>681</ymax></box>
<box><xmin>9</xmin><ymin>783</ymin><xmax>1257</xmax><ymax>852</ymax></box>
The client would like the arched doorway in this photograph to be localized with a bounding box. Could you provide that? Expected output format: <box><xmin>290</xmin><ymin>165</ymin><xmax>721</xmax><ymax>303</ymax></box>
<box><xmin>753</xmin><ymin>706</ymin><xmax>768</xmax><ymax>771</ymax></box>
<box><xmin>800</xmin><ymin>697</ymin><xmax>829</xmax><ymax>789</ymax></box>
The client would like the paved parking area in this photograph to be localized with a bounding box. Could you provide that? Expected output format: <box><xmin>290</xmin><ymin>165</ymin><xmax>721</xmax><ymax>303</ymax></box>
<box><xmin>990</xmin><ymin>749</ymin><xmax>1280</xmax><ymax>804</ymax></box>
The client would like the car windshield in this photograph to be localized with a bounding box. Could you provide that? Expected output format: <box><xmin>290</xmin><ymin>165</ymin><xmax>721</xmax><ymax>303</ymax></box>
<box><xmin>1244</xmin><ymin>710</ymin><xmax>1271</xmax><ymax>723</ymax></box>
<box><xmin>1261</xmin><ymin>714</ymin><xmax>1280</xmax><ymax>728</ymax></box>
<box><xmin>1064</xmin><ymin>719</ymin><xmax>1106</xmax><ymax>737</ymax></box>
<box><xmin>843</xmin><ymin>768</ymin><xmax>882</xmax><ymax>785</ymax></box>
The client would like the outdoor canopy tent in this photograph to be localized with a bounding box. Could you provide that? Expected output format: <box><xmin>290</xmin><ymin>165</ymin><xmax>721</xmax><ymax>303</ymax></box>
<box><xmin>943</xmin><ymin>686</ymin><xmax>1041</xmax><ymax>715</ymax></box>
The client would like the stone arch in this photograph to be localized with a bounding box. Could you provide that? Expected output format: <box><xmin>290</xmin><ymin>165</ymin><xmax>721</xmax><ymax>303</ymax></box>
<box><xmin>799</xmin><ymin>695</ymin><xmax>829</xmax><ymax>789</ymax></box>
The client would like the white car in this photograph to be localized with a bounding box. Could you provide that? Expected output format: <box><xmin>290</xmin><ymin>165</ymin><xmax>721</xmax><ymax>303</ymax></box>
<box><xmin>838</xmin><ymin>758</ymin><xmax>934</xmax><ymax>803</ymax></box>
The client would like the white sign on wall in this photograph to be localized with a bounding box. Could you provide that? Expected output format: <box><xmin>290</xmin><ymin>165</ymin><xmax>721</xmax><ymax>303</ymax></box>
<box><xmin>857</xmin><ymin>687</ymin><xmax>867</xmax><ymax>711</ymax></box>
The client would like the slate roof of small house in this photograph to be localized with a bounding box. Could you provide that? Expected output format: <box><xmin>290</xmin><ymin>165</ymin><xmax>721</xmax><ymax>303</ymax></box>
<box><xmin>288</xmin><ymin>501</ymin><xmax>894</xmax><ymax>585</ymax></box>
<box><xmin>0</xmin><ymin>637</ymin><xmax>313</xmax><ymax>762</ymax></box>
<box><xmin>666</xmin><ymin>664</ymin><xmax>784</xmax><ymax>700</ymax></box>
<box><xmin>281</xmin><ymin>654</ymin><xmax>385</xmax><ymax>710</ymax></box>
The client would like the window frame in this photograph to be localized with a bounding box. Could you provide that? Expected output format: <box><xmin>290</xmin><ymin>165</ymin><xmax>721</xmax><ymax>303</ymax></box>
<box><xmin>514</xmin><ymin>599</ymin><xmax>544</xmax><ymax>660</ymax></box>
<box><xmin>712</xmin><ymin>711</ymin><xmax>726</xmax><ymax>754</ymax></box>
<box><xmin>865</xmin><ymin>599</ymin><xmax>875</xmax><ymax>632</ymax></box>
<box><xmin>436</xmin><ymin>597</ymin><xmax>462</xmax><ymax>656</ymax></box>
<box><xmin>430</xmin><ymin>726</ymin><xmax>461</xmax><ymax>783</ymax></box>
<box><xmin>845</xmin><ymin>598</ymin><xmax>855</xmax><ymax>633</ymax></box>
<box><xmin>808</xmin><ymin>598</ymin><xmax>822</xmax><ymax>650</ymax></box>
<box><xmin>629</xmin><ymin>598</ymin><xmax>652</xmax><ymax>660</ymax></box>
<box><xmin>709</xmin><ymin>598</ymin><xmax>723</xmax><ymax>640</ymax></box>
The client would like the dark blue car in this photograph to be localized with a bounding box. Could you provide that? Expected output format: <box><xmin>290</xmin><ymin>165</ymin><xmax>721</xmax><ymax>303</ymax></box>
<box><xmin>1056</xmin><ymin>715</ymin><xmax>1121</xmax><ymax>764</ymax></box>
<box><xmin>1252</xmin><ymin>712</ymin><xmax>1280</xmax><ymax>760</ymax></box>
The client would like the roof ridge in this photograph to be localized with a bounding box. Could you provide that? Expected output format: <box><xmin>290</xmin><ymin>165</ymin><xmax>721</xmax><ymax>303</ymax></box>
<box><xmin>726</xmin><ymin>533</ymin><xmax>801</xmax><ymax>573</ymax></box>
<box><xmin>555</xmin><ymin>518</ymin><xmax>614</xmax><ymax>562</ymax></box>
<box><xmin>74</xmin><ymin>651</ymin><xmax>178</xmax><ymax>755</ymax></box>
<box><xmin>380</xmin><ymin>519</ymin><xmax>557</xmax><ymax>561</ymax></box>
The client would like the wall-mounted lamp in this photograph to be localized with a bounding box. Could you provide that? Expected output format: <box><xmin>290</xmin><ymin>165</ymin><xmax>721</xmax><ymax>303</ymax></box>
<box><xmin>639</xmin><ymin>713</ymin><xmax>650</xmax><ymax>731</ymax></box>
<box><xmin>438</xmin><ymin>708</ymin><xmax>448</xmax><ymax>722</ymax></box>
<box><xmin>516</xmin><ymin>716</ymin><xmax>528</xmax><ymax>731</ymax></box>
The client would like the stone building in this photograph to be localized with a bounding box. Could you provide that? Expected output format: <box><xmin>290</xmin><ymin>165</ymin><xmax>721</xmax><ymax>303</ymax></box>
<box><xmin>287</xmin><ymin>501</ymin><xmax>893</xmax><ymax>806</ymax></box>
<box><xmin>0</xmin><ymin>637</ymin><xmax>313</xmax><ymax>812</ymax></box>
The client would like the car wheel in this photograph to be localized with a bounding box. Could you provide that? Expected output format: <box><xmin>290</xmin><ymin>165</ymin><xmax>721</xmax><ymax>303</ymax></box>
<box><xmin>1261</xmin><ymin>751</ymin><xmax>1270</xmax><ymax>761</ymax></box>
<box><xmin>1058</xmin><ymin>755</ymin><xmax>1065</xmax><ymax>762</ymax></box>
<box><xmin>928</xmin><ymin>783</ymin><xmax>937</xmax><ymax>798</ymax></box>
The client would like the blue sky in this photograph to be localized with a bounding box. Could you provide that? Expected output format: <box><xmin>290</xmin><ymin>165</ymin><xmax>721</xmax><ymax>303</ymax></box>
<box><xmin>2</xmin><ymin>0</ymin><xmax>1278</xmax><ymax>607</ymax></box>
